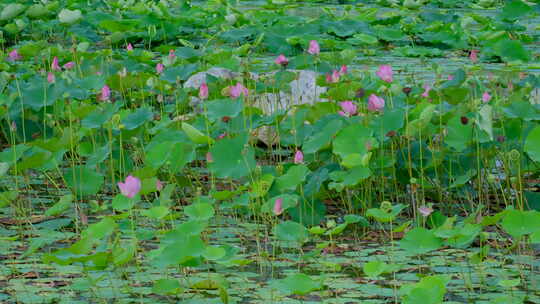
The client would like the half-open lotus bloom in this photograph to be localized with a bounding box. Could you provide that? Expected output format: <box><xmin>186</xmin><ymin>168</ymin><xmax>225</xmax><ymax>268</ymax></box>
<box><xmin>156</xmin><ymin>63</ymin><xmax>164</xmax><ymax>74</ymax></box>
<box><xmin>273</xmin><ymin>198</ymin><xmax>283</xmax><ymax>215</ymax></box>
<box><xmin>470</xmin><ymin>50</ymin><xmax>478</xmax><ymax>63</ymax></box>
<box><xmin>47</xmin><ymin>72</ymin><xmax>55</xmax><ymax>84</ymax></box>
<box><xmin>51</xmin><ymin>56</ymin><xmax>61</xmax><ymax>71</ymax></box>
<box><xmin>168</xmin><ymin>49</ymin><xmax>176</xmax><ymax>60</ymax></box>
<box><xmin>326</xmin><ymin>70</ymin><xmax>340</xmax><ymax>83</ymax></box>
<box><xmin>421</xmin><ymin>84</ymin><xmax>431</xmax><ymax>98</ymax></box>
<box><xmin>206</xmin><ymin>152</ymin><xmax>213</xmax><ymax>163</ymax></box>
<box><xmin>229</xmin><ymin>82</ymin><xmax>248</xmax><ymax>98</ymax></box>
<box><xmin>275</xmin><ymin>54</ymin><xmax>288</xmax><ymax>66</ymax></box>
<box><xmin>294</xmin><ymin>150</ymin><xmax>304</xmax><ymax>164</ymax></box>
<box><xmin>199</xmin><ymin>82</ymin><xmax>209</xmax><ymax>99</ymax></box>
<box><xmin>339</xmin><ymin>65</ymin><xmax>347</xmax><ymax>75</ymax></box>
<box><xmin>8</xmin><ymin>50</ymin><xmax>21</xmax><ymax>61</ymax></box>
<box><xmin>63</xmin><ymin>61</ymin><xmax>75</xmax><ymax>69</ymax></box>
<box><xmin>307</xmin><ymin>40</ymin><xmax>320</xmax><ymax>55</ymax></box>
<box><xmin>447</xmin><ymin>75</ymin><xmax>454</xmax><ymax>81</ymax></box>
<box><xmin>118</xmin><ymin>175</ymin><xmax>141</xmax><ymax>198</ymax></box>
<box><xmin>338</xmin><ymin>101</ymin><xmax>357</xmax><ymax>117</ymax></box>
<box><xmin>418</xmin><ymin>206</ymin><xmax>433</xmax><ymax>217</ymax></box>
<box><xmin>368</xmin><ymin>94</ymin><xmax>385</xmax><ymax>112</ymax></box>
<box><xmin>156</xmin><ymin>179</ymin><xmax>163</xmax><ymax>191</ymax></box>
<box><xmin>482</xmin><ymin>92</ymin><xmax>491</xmax><ymax>103</ymax></box>
<box><xmin>100</xmin><ymin>85</ymin><xmax>110</xmax><ymax>101</ymax></box>
<box><xmin>325</xmin><ymin>74</ymin><xmax>332</xmax><ymax>83</ymax></box>
<box><xmin>126</xmin><ymin>43</ymin><xmax>133</xmax><ymax>51</ymax></box>
<box><xmin>376</xmin><ymin>65</ymin><xmax>393</xmax><ymax>83</ymax></box>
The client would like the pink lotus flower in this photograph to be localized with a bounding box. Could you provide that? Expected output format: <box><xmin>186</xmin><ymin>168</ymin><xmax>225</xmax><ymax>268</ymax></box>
<box><xmin>63</xmin><ymin>61</ymin><xmax>75</xmax><ymax>69</ymax></box>
<box><xmin>8</xmin><ymin>50</ymin><xmax>21</xmax><ymax>61</ymax></box>
<box><xmin>156</xmin><ymin>63</ymin><xmax>164</xmax><ymax>74</ymax></box>
<box><xmin>294</xmin><ymin>150</ymin><xmax>304</xmax><ymax>164</ymax></box>
<box><xmin>229</xmin><ymin>82</ymin><xmax>248</xmax><ymax>98</ymax></box>
<box><xmin>217</xmin><ymin>133</ymin><xmax>227</xmax><ymax>140</ymax></box>
<box><xmin>421</xmin><ymin>84</ymin><xmax>431</xmax><ymax>98</ymax></box>
<box><xmin>338</xmin><ymin>101</ymin><xmax>357</xmax><ymax>117</ymax></box>
<box><xmin>470</xmin><ymin>50</ymin><xmax>478</xmax><ymax>63</ymax></box>
<box><xmin>100</xmin><ymin>85</ymin><xmax>110</xmax><ymax>101</ymax></box>
<box><xmin>376</xmin><ymin>65</ymin><xmax>393</xmax><ymax>83</ymax></box>
<box><xmin>339</xmin><ymin>65</ymin><xmax>347</xmax><ymax>75</ymax></box>
<box><xmin>325</xmin><ymin>74</ymin><xmax>332</xmax><ymax>83</ymax></box>
<box><xmin>275</xmin><ymin>54</ymin><xmax>288</xmax><ymax>66</ymax></box>
<box><xmin>118</xmin><ymin>175</ymin><xmax>141</xmax><ymax>198</ymax></box>
<box><xmin>482</xmin><ymin>92</ymin><xmax>491</xmax><ymax>103</ymax></box>
<box><xmin>47</xmin><ymin>72</ymin><xmax>55</xmax><ymax>84</ymax></box>
<box><xmin>368</xmin><ymin>94</ymin><xmax>385</xmax><ymax>112</ymax></box>
<box><xmin>307</xmin><ymin>40</ymin><xmax>320</xmax><ymax>55</ymax></box>
<box><xmin>418</xmin><ymin>206</ymin><xmax>433</xmax><ymax>217</ymax></box>
<box><xmin>199</xmin><ymin>82</ymin><xmax>209</xmax><ymax>99</ymax></box>
<box><xmin>206</xmin><ymin>152</ymin><xmax>213</xmax><ymax>163</ymax></box>
<box><xmin>447</xmin><ymin>75</ymin><xmax>454</xmax><ymax>81</ymax></box>
<box><xmin>126</xmin><ymin>43</ymin><xmax>133</xmax><ymax>51</ymax></box>
<box><xmin>273</xmin><ymin>198</ymin><xmax>283</xmax><ymax>215</ymax></box>
<box><xmin>51</xmin><ymin>56</ymin><xmax>61</xmax><ymax>71</ymax></box>
<box><xmin>168</xmin><ymin>49</ymin><xmax>176</xmax><ymax>60</ymax></box>
<box><xmin>156</xmin><ymin>179</ymin><xmax>163</xmax><ymax>191</ymax></box>
<box><xmin>326</xmin><ymin>70</ymin><xmax>340</xmax><ymax>83</ymax></box>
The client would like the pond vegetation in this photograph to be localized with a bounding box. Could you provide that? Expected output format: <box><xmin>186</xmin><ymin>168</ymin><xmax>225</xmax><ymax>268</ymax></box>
<box><xmin>0</xmin><ymin>0</ymin><xmax>540</xmax><ymax>303</ymax></box>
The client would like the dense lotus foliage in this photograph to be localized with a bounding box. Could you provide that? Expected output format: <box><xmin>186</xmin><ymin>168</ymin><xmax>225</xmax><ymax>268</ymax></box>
<box><xmin>0</xmin><ymin>0</ymin><xmax>540</xmax><ymax>303</ymax></box>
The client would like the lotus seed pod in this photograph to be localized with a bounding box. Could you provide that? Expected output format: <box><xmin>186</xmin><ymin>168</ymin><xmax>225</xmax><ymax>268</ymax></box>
<box><xmin>508</xmin><ymin>149</ymin><xmax>520</xmax><ymax>161</ymax></box>
<box><xmin>380</xmin><ymin>201</ymin><xmax>393</xmax><ymax>212</ymax></box>
<box><xmin>326</xmin><ymin>219</ymin><xmax>336</xmax><ymax>229</ymax></box>
<box><xmin>276</xmin><ymin>164</ymin><xmax>283</xmax><ymax>175</ymax></box>
<box><xmin>146</xmin><ymin>77</ymin><xmax>155</xmax><ymax>87</ymax></box>
<box><xmin>111</xmin><ymin>114</ymin><xmax>121</xmax><ymax>127</ymax></box>
<box><xmin>221</xmin><ymin>86</ymin><xmax>230</xmax><ymax>96</ymax></box>
<box><xmin>402</xmin><ymin>87</ymin><xmax>412</xmax><ymax>95</ymax></box>
<box><xmin>225</xmin><ymin>14</ymin><xmax>237</xmax><ymax>24</ymax></box>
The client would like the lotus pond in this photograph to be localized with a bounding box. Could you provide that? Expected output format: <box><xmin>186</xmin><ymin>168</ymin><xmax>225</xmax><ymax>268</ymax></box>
<box><xmin>1</xmin><ymin>0</ymin><xmax>540</xmax><ymax>303</ymax></box>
